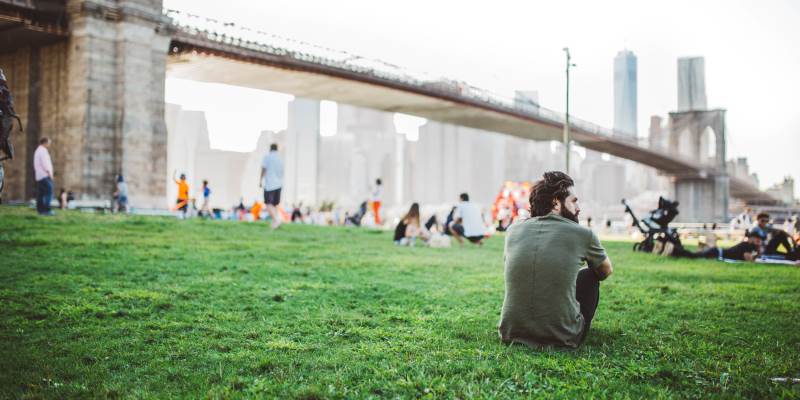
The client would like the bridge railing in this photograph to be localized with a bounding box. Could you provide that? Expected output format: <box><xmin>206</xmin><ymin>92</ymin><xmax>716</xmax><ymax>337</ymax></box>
<box><xmin>164</xmin><ymin>10</ymin><xmax>680</xmax><ymax>160</ymax></box>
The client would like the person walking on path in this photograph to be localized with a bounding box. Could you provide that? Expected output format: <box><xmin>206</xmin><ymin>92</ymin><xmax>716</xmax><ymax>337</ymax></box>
<box><xmin>33</xmin><ymin>137</ymin><xmax>54</xmax><ymax>216</ymax></box>
<box><xmin>371</xmin><ymin>178</ymin><xmax>383</xmax><ymax>225</ymax></box>
<box><xmin>259</xmin><ymin>143</ymin><xmax>284</xmax><ymax>229</ymax></box>
<box><xmin>200</xmin><ymin>180</ymin><xmax>212</xmax><ymax>218</ymax></box>
<box><xmin>172</xmin><ymin>171</ymin><xmax>189</xmax><ymax>219</ymax></box>
<box><xmin>498</xmin><ymin>171</ymin><xmax>613</xmax><ymax>349</ymax></box>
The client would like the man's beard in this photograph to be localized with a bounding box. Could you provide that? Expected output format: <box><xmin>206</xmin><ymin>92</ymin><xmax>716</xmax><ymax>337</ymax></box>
<box><xmin>560</xmin><ymin>207</ymin><xmax>579</xmax><ymax>223</ymax></box>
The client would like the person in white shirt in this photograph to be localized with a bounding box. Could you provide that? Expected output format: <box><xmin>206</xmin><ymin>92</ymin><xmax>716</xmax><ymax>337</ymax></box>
<box><xmin>259</xmin><ymin>143</ymin><xmax>284</xmax><ymax>229</ymax></box>
<box><xmin>370</xmin><ymin>178</ymin><xmax>383</xmax><ymax>225</ymax></box>
<box><xmin>33</xmin><ymin>137</ymin><xmax>54</xmax><ymax>215</ymax></box>
<box><xmin>114</xmin><ymin>174</ymin><xmax>129</xmax><ymax>214</ymax></box>
<box><xmin>449</xmin><ymin>192</ymin><xmax>487</xmax><ymax>245</ymax></box>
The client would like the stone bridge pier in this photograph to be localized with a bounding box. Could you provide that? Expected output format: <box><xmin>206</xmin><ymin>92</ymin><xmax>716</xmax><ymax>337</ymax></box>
<box><xmin>0</xmin><ymin>0</ymin><xmax>171</xmax><ymax>207</ymax></box>
<box><xmin>667</xmin><ymin>109</ymin><xmax>729</xmax><ymax>222</ymax></box>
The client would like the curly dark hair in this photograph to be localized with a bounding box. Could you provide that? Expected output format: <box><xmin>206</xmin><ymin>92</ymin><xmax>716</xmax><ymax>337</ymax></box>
<box><xmin>529</xmin><ymin>171</ymin><xmax>575</xmax><ymax>217</ymax></box>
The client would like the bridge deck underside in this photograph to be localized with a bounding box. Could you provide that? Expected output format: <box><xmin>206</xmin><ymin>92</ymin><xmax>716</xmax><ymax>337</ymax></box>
<box><xmin>166</xmin><ymin>52</ymin><xmax>773</xmax><ymax>203</ymax></box>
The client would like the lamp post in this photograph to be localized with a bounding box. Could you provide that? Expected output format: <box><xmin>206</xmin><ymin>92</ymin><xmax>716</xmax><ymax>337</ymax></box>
<box><xmin>562</xmin><ymin>47</ymin><xmax>575</xmax><ymax>174</ymax></box>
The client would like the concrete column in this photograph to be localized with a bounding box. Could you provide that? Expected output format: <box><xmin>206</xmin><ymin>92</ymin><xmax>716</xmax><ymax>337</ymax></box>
<box><xmin>61</xmin><ymin>0</ymin><xmax>172</xmax><ymax>207</ymax></box>
<box><xmin>674</xmin><ymin>175</ymin><xmax>729</xmax><ymax>222</ymax></box>
<box><xmin>394</xmin><ymin>132</ymin><xmax>404</xmax><ymax>205</ymax></box>
<box><xmin>285</xmin><ymin>98</ymin><xmax>319</xmax><ymax>206</ymax></box>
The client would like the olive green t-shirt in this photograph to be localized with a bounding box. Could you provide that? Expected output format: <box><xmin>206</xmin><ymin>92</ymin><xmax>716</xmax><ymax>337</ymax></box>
<box><xmin>498</xmin><ymin>213</ymin><xmax>607</xmax><ymax>349</ymax></box>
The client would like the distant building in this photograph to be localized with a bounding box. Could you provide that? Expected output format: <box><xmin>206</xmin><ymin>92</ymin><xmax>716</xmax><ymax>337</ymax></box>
<box><xmin>766</xmin><ymin>176</ymin><xmax>796</xmax><ymax>205</ymax></box>
<box><xmin>613</xmin><ymin>50</ymin><xmax>637</xmax><ymax>137</ymax></box>
<box><xmin>677</xmin><ymin>57</ymin><xmax>708</xmax><ymax>111</ymax></box>
<box><xmin>727</xmin><ymin>157</ymin><xmax>759</xmax><ymax>187</ymax></box>
<box><xmin>648</xmin><ymin>115</ymin><xmax>666</xmax><ymax>150</ymax></box>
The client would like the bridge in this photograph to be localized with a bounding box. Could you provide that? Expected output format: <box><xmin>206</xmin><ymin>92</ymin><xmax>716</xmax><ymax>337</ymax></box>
<box><xmin>0</xmin><ymin>0</ymin><xmax>781</xmax><ymax>221</ymax></box>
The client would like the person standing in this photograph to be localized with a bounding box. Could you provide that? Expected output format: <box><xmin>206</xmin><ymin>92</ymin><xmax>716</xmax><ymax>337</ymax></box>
<box><xmin>58</xmin><ymin>188</ymin><xmax>68</xmax><ymax>210</ymax></box>
<box><xmin>371</xmin><ymin>178</ymin><xmax>383</xmax><ymax>225</ymax></box>
<box><xmin>259</xmin><ymin>143</ymin><xmax>284</xmax><ymax>229</ymax></box>
<box><xmin>200</xmin><ymin>180</ymin><xmax>212</xmax><ymax>218</ymax></box>
<box><xmin>33</xmin><ymin>137</ymin><xmax>54</xmax><ymax>216</ymax></box>
<box><xmin>114</xmin><ymin>174</ymin><xmax>129</xmax><ymax>214</ymax></box>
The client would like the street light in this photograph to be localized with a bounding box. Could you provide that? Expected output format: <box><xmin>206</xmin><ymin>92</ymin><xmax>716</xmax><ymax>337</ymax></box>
<box><xmin>562</xmin><ymin>47</ymin><xmax>576</xmax><ymax>174</ymax></box>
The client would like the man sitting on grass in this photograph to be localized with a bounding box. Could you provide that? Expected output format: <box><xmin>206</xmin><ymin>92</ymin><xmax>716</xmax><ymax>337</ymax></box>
<box><xmin>498</xmin><ymin>171</ymin><xmax>613</xmax><ymax>349</ymax></box>
<box><xmin>752</xmin><ymin>213</ymin><xmax>796</xmax><ymax>257</ymax></box>
<box><xmin>449</xmin><ymin>193</ymin><xmax>487</xmax><ymax>246</ymax></box>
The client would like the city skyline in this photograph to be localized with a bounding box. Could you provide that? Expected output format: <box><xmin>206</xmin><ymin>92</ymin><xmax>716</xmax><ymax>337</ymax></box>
<box><xmin>163</xmin><ymin>0</ymin><xmax>800</xmax><ymax>193</ymax></box>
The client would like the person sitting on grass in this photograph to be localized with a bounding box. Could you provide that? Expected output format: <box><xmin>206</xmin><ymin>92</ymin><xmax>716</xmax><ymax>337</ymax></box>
<box><xmin>442</xmin><ymin>206</ymin><xmax>457</xmax><ymax>236</ymax></box>
<box><xmin>394</xmin><ymin>203</ymin><xmax>430</xmax><ymax>246</ymax></box>
<box><xmin>686</xmin><ymin>228</ymin><xmax>763</xmax><ymax>262</ymax></box>
<box><xmin>498</xmin><ymin>171</ymin><xmax>613</xmax><ymax>349</ymax></box>
<box><xmin>449</xmin><ymin>193</ymin><xmax>487</xmax><ymax>246</ymax></box>
<box><xmin>752</xmin><ymin>213</ymin><xmax>795</xmax><ymax>257</ymax></box>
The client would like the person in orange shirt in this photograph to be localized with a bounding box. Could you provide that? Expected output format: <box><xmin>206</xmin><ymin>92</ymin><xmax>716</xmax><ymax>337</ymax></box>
<box><xmin>173</xmin><ymin>171</ymin><xmax>189</xmax><ymax>218</ymax></box>
<box><xmin>250</xmin><ymin>200</ymin><xmax>263</xmax><ymax>221</ymax></box>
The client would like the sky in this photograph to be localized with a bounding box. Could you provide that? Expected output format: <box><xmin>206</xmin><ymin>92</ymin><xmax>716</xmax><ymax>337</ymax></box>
<box><xmin>163</xmin><ymin>0</ymin><xmax>800</xmax><ymax>192</ymax></box>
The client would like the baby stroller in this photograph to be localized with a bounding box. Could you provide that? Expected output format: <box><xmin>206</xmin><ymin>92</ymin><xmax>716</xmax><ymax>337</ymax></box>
<box><xmin>622</xmin><ymin>197</ymin><xmax>686</xmax><ymax>256</ymax></box>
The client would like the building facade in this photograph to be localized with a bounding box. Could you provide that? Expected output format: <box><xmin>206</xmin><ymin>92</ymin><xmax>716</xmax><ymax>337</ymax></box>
<box><xmin>613</xmin><ymin>50</ymin><xmax>638</xmax><ymax>137</ymax></box>
<box><xmin>677</xmin><ymin>57</ymin><xmax>708</xmax><ymax>111</ymax></box>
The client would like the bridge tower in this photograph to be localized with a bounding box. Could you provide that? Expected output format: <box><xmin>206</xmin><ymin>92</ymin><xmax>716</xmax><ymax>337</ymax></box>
<box><xmin>0</xmin><ymin>0</ymin><xmax>172</xmax><ymax>207</ymax></box>
<box><xmin>667</xmin><ymin>109</ymin><xmax>729</xmax><ymax>222</ymax></box>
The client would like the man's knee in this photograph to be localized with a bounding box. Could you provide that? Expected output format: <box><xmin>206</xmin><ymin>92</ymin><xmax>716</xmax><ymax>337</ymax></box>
<box><xmin>576</xmin><ymin>268</ymin><xmax>600</xmax><ymax>288</ymax></box>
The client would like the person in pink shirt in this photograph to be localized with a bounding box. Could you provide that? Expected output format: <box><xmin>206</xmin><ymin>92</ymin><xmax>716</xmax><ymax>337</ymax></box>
<box><xmin>33</xmin><ymin>137</ymin><xmax>54</xmax><ymax>215</ymax></box>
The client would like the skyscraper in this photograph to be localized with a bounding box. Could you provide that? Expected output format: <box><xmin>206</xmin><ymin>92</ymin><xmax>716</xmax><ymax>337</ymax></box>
<box><xmin>613</xmin><ymin>50</ymin><xmax>637</xmax><ymax>137</ymax></box>
<box><xmin>677</xmin><ymin>57</ymin><xmax>707</xmax><ymax>111</ymax></box>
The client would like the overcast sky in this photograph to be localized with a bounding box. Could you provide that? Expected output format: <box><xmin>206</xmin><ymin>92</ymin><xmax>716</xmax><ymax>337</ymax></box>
<box><xmin>164</xmin><ymin>0</ymin><xmax>799</xmax><ymax>192</ymax></box>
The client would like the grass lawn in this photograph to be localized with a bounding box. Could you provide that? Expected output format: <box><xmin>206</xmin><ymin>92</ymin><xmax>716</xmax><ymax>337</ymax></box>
<box><xmin>1</xmin><ymin>206</ymin><xmax>798</xmax><ymax>399</ymax></box>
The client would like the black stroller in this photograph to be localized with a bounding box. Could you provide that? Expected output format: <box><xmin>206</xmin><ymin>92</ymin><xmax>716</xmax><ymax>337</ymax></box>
<box><xmin>622</xmin><ymin>197</ymin><xmax>687</xmax><ymax>255</ymax></box>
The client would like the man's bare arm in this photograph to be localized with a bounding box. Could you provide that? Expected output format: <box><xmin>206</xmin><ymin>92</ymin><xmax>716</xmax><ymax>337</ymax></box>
<box><xmin>594</xmin><ymin>257</ymin><xmax>613</xmax><ymax>281</ymax></box>
<box><xmin>259</xmin><ymin>167</ymin><xmax>265</xmax><ymax>187</ymax></box>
